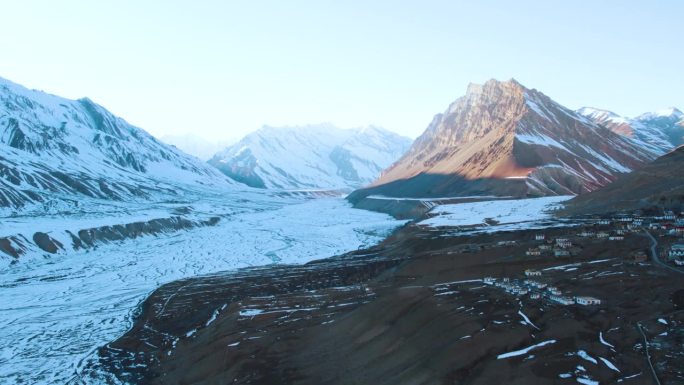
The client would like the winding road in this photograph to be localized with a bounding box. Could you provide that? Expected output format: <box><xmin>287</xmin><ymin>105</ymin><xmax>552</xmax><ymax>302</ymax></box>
<box><xmin>643</xmin><ymin>230</ymin><xmax>684</xmax><ymax>275</ymax></box>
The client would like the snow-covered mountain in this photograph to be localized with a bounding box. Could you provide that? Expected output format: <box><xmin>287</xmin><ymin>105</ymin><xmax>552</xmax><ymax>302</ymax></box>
<box><xmin>578</xmin><ymin>106</ymin><xmax>684</xmax><ymax>154</ymax></box>
<box><xmin>350</xmin><ymin>79</ymin><xmax>658</xmax><ymax>200</ymax></box>
<box><xmin>161</xmin><ymin>133</ymin><xmax>236</xmax><ymax>161</ymax></box>
<box><xmin>208</xmin><ymin>124</ymin><xmax>412</xmax><ymax>190</ymax></box>
<box><xmin>0</xmin><ymin>76</ymin><xmax>236</xmax><ymax>214</ymax></box>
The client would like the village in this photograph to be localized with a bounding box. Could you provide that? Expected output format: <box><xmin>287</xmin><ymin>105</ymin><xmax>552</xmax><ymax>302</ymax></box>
<box><xmin>482</xmin><ymin>270</ymin><xmax>601</xmax><ymax>307</ymax></box>
<box><xmin>477</xmin><ymin>209</ymin><xmax>684</xmax><ymax>307</ymax></box>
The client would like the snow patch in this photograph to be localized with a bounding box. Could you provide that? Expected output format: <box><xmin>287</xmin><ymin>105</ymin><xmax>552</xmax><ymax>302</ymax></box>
<box><xmin>497</xmin><ymin>340</ymin><xmax>556</xmax><ymax>359</ymax></box>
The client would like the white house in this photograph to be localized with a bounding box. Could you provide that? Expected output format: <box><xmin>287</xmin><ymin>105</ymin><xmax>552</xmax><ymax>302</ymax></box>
<box><xmin>550</xmin><ymin>295</ymin><xmax>574</xmax><ymax>305</ymax></box>
<box><xmin>669</xmin><ymin>244</ymin><xmax>684</xmax><ymax>258</ymax></box>
<box><xmin>575</xmin><ymin>296</ymin><xmax>601</xmax><ymax>306</ymax></box>
<box><xmin>547</xmin><ymin>287</ymin><xmax>562</xmax><ymax>295</ymax></box>
<box><xmin>555</xmin><ymin>238</ymin><xmax>572</xmax><ymax>248</ymax></box>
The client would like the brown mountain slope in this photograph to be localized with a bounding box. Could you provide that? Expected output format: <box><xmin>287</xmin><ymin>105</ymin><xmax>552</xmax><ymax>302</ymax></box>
<box><xmin>349</xmin><ymin>79</ymin><xmax>656</xmax><ymax>202</ymax></box>
<box><xmin>563</xmin><ymin>146</ymin><xmax>684</xmax><ymax>215</ymax></box>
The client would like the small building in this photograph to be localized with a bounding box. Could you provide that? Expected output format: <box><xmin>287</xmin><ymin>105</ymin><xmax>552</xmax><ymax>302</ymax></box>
<box><xmin>575</xmin><ymin>296</ymin><xmax>601</xmax><ymax>306</ymax></box>
<box><xmin>549</xmin><ymin>295</ymin><xmax>574</xmax><ymax>305</ymax></box>
<box><xmin>669</xmin><ymin>244</ymin><xmax>684</xmax><ymax>258</ymax></box>
<box><xmin>535</xmin><ymin>234</ymin><xmax>546</xmax><ymax>241</ymax></box>
<box><xmin>524</xmin><ymin>269</ymin><xmax>542</xmax><ymax>277</ymax></box>
<box><xmin>596</xmin><ymin>232</ymin><xmax>609</xmax><ymax>239</ymax></box>
<box><xmin>664</xmin><ymin>211</ymin><xmax>676</xmax><ymax>220</ymax></box>
<box><xmin>554</xmin><ymin>249</ymin><xmax>570</xmax><ymax>257</ymax></box>
<box><xmin>547</xmin><ymin>287</ymin><xmax>562</xmax><ymax>296</ymax></box>
<box><xmin>629</xmin><ymin>251</ymin><xmax>648</xmax><ymax>263</ymax></box>
<box><xmin>598</xmin><ymin>219</ymin><xmax>611</xmax><ymax>225</ymax></box>
<box><xmin>530</xmin><ymin>293</ymin><xmax>541</xmax><ymax>300</ymax></box>
<box><xmin>514</xmin><ymin>288</ymin><xmax>529</xmax><ymax>296</ymax></box>
<box><xmin>539</xmin><ymin>244</ymin><xmax>553</xmax><ymax>251</ymax></box>
<box><xmin>609</xmin><ymin>236</ymin><xmax>625</xmax><ymax>241</ymax></box>
<box><xmin>615</xmin><ymin>214</ymin><xmax>633</xmax><ymax>222</ymax></box>
<box><xmin>497</xmin><ymin>240</ymin><xmax>517</xmax><ymax>246</ymax></box>
<box><xmin>525</xmin><ymin>280</ymin><xmax>547</xmax><ymax>289</ymax></box>
<box><xmin>579</xmin><ymin>231</ymin><xmax>595</xmax><ymax>237</ymax></box>
<box><xmin>483</xmin><ymin>277</ymin><xmax>496</xmax><ymax>285</ymax></box>
<box><xmin>555</xmin><ymin>238</ymin><xmax>572</xmax><ymax>248</ymax></box>
<box><xmin>526</xmin><ymin>248</ymin><xmax>542</xmax><ymax>256</ymax></box>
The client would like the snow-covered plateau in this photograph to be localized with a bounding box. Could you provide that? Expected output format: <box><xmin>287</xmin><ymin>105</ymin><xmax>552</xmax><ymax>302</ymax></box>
<box><xmin>0</xmin><ymin>194</ymin><xmax>405</xmax><ymax>384</ymax></box>
<box><xmin>419</xmin><ymin>196</ymin><xmax>572</xmax><ymax>230</ymax></box>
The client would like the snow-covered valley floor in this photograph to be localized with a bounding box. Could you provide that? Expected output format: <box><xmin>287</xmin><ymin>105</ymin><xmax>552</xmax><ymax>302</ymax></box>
<box><xmin>419</xmin><ymin>196</ymin><xmax>573</xmax><ymax>232</ymax></box>
<box><xmin>0</xmin><ymin>196</ymin><xmax>404</xmax><ymax>384</ymax></box>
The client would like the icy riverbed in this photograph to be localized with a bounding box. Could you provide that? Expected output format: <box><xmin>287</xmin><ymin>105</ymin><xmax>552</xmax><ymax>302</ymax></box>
<box><xmin>0</xmin><ymin>197</ymin><xmax>404</xmax><ymax>384</ymax></box>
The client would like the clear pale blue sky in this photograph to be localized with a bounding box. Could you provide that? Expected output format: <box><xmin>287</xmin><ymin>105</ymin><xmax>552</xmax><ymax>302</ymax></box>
<box><xmin>0</xmin><ymin>0</ymin><xmax>681</xmax><ymax>140</ymax></box>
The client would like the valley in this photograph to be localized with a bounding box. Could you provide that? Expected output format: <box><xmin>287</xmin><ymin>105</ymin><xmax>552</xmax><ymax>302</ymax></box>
<box><xmin>96</xmin><ymin>197</ymin><xmax>684</xmax><ymax>385</ymax></box>
<box><xmin>1</xmin><ymin>68</ymin><xmax>683</xmax><ymax>385</ymax></box>
<box><xmin>0</xmin><ymin>195</ymin><xmax>403</xmax><ymax>384</ymax></box>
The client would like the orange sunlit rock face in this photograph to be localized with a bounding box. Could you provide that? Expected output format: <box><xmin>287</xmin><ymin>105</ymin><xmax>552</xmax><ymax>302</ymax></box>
<box><xmin>369</xmin><ymin>79</ymin><xmax>657</xmax><ymax>197</ymax></box>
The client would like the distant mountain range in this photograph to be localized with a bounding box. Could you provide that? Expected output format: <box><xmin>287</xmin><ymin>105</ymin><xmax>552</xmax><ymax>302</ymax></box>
<box><xmin>577</xmin><ymin>106</ymin><xmax>684</xmax><ymax>154</ymax></box>
<box><xmin>0</xmin><ymin>77</ymin><xmax>235</xmax><ymax>214</ymax></box>
<box><xmin>161</xmin><ymin>134</ymin><xmax>236</xmax><ymax>161</ymax></box>
<box><xmin>350</xmin><ymin>79</ymin><xmax>666</xmax><ymax>202</ymax></box>
<box><xmin>3</xmin><ymin>74</ymin><xmax>682</xmax><ymax>213</ymax></box>
<box><xmin>208</xmin><ymin>124</ymin><xmax>412</xmax><ymax>190</ymax></box>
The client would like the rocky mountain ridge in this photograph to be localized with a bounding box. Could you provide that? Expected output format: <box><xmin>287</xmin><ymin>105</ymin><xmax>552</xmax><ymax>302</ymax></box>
<box><xmin>350</xmin><ymin>79</ymin><xmax>658</xmax><ymax>201</ymax></box>
<box><xmin>578</xmin><ymin>106</ymin><xmax>684</xmax><ymax>154</ymax></box>
<box><xmin>0</xmin><ymin>76</ymin><xmax>236</xmax><ymax>215</ymax></box>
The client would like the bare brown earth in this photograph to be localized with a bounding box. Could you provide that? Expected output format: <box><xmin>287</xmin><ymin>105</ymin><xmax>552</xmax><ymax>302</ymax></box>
<box><xmin>97</xmin><ymin>220</ymin><xmax>684</xmax><ymax>385</ymax></box>
<box><xmin>564</xmin><ymin>146</ymin><xmax>684</xmax><ymax>216</ymax></box>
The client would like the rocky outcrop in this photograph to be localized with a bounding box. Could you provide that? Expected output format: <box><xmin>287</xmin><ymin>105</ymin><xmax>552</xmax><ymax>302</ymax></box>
<box><xmin>0</xmin><ymin>216</ymin><xmax>221</xmax><ymax>261</ymax></box>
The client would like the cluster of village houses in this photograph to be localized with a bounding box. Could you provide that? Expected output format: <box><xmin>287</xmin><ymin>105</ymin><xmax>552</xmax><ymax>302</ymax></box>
<box><xmin>522</xmin><ymin>210</ymin><xmax>684</xmax><ymax>266</ymax></box>
<box><xmin>483</xmin><ymin>269</ymin><xmax>601</xmax><ymax>306</ymax></box>
<box><xmin>479</xmin><ymin>210</ymin><xmax>684</xmax><ymax>306</ymax></box>
<box><xmin>623</xmin><ymin>210</ymin><xmax>684</xmax><ymax>265</ymax></box>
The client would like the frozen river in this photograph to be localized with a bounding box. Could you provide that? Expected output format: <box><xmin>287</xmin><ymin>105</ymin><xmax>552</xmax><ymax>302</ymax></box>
<box><xmin>0</xmin><ymin>197</ymin><xmax>404</xmax><ymax>384</ymax></box>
